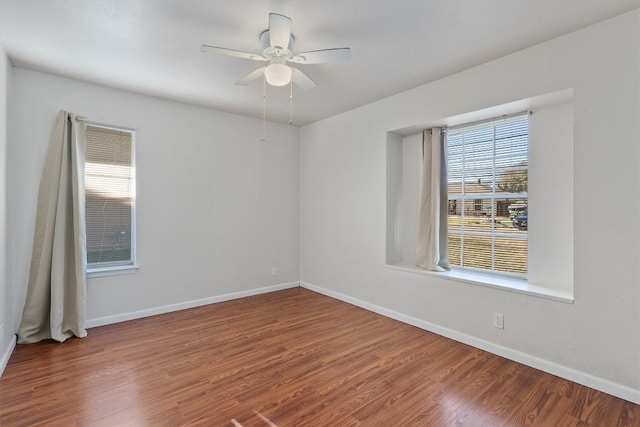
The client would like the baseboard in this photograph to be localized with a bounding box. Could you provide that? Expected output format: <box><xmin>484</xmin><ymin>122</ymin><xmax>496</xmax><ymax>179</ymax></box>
<box><xmin>300</xmin><ymin>281</ymin><xmax>640</xmax><ymax>405</ymax></box>
<box><xmin>0</xmin><ymin>334</ymin><xmax>17</xmax><ymax>378</ymax></box>
<box><xmin>86</xmin><ymin>281</ymin><xmax>300</xmax><ymax>329</ymax></box>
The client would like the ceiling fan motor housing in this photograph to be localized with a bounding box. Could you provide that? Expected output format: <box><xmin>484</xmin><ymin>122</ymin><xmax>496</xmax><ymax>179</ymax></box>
<box><xmin>260</xmin><ymin>30</ymin><xmax>294</xmax><ymax>62</ymax></box>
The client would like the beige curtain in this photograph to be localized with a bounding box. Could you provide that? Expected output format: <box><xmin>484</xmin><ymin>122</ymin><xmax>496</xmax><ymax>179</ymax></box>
<box><xmin>416</xmin><ymin>128</ymin><xmax>450</xmax><ymax>271</ymax></box>
<box><xmin>18</xmin><ymin>111</ymin><xmax>88</xmax><ymax>343</ymax></box>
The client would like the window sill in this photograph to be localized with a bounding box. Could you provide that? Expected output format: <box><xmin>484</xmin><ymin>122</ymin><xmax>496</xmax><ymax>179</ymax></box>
<box><xmin>87</xmin><ymin>265</ymin><xmax>139</xmax><ymax>279</ymax></box>
<box><xmin>385</xmin><ymin>263</ymin><xmax>574</xmax><ymax>304</ymax></box>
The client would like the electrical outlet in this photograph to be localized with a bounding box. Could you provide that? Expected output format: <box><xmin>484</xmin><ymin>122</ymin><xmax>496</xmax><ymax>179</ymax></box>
<box><xmin>271</xmin><ymin>267</ymin><xmax>277</xmax><ymax>277</ymax></box>
<box><xmin>493</xmin><ymin>312</ymin><xmax>504</xmax><ymax>329</ymax></box>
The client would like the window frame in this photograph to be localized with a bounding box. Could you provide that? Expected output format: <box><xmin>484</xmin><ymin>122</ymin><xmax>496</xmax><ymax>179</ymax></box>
<box><xmin>446</xmin><ymin>113</ymin><xmax>529</xmax><ymax>279</ymax></box>
<box><xmin>84</xmin><ymin>122</ymin><xmax>137</xmax><ymax>276</ymax></box>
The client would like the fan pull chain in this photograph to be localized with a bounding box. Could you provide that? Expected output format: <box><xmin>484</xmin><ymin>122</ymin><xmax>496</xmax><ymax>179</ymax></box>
<box><xmin>289</xmin><ymin>80</ymin><xmax>294</xmax><ymax>126</ymax></box>
<box><xmin>260</xmin><ymin>74</ymin><xmax>267</xmax><ymax>142</ymax></box>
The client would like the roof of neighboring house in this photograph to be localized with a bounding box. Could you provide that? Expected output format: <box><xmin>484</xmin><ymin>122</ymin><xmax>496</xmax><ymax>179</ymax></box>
<box><xmin>448</xmin><ymin>181</ymin><xmax>493</xmax><ymax>195</ymax></box>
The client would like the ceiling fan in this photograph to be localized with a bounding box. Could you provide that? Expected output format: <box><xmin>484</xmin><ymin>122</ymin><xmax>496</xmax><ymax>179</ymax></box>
<box><xmin>201</xmin><ymin>13</ymin><xmax>351</xmax><ymax>90</ymax></box>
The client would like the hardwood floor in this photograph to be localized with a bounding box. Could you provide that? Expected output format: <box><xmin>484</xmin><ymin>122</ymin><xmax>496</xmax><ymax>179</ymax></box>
<box><xmin>0</xmin><ymin>287</ymin><xmax>637</xmax><ymax>426</ymax></box>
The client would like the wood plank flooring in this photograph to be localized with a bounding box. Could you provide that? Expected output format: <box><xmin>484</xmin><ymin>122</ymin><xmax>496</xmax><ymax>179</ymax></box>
<box><xmin>0</xmin><ymin>287</ymin><xmax>637</xmax><ymax>426</ymax></box>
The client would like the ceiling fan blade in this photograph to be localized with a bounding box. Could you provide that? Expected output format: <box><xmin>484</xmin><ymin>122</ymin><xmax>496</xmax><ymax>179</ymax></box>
<box><xmin>291</xmin><ymin>68</ymin><xmax>316</xmax><ymax>90</ymax></box>
<box><xmin>235</xmin><ymin>67</ymin><xmax>267</xmax><ymax>85</ymax></box>
<box><xmin>289</xmin><ymin>48</ymin><xmax>351</xmax><ymax>64</ymax></box>
<box><xmin>201</xmin><ymin>45</ymin><xmax>265</xmax><ymax>61</ymax></box>
<box><xmin>268</xmin><ymin>13</ymin><xmax>292</xmax><ymax>49</ymax></box>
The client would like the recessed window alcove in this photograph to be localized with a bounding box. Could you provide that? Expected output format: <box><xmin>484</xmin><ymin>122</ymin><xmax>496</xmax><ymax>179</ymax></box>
<box><xmin>386</xmin><ymin>90</ymin><xmax>575</xmax><ymax>302</ymax></box>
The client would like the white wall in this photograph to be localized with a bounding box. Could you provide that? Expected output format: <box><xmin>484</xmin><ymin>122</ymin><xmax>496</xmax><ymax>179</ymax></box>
<box><xmin>400</xmin><ymin>133</ymin><xmax>420</xmax><ymax>265</ymax></box>
<box><xmin>300</xmin><ymin>10</ymin><xmax>640</xmax><ymax>402</ymax></box>
<box><xmin>0</xmin><ymin>46</ymin><xmax>12</xmax><ymax>374</ymax></box>
<box><xmin>7</xmin><ymin>69</ymin><xmax>299</xmax><ymax>328</ymax></box>
<box><xmin>528</xmin><ymin>101</ymin><xmax>574</xmax><ymax>292</ymax></box>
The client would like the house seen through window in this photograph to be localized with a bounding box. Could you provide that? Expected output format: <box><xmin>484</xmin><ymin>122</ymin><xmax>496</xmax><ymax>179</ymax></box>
<box><xmin>446</xmin><ymin>114</ymin><xmax>528</xmax><ymax>276</ymax></box>
<box><xmin>85</xmin><ymin>124</ymin><xmax>136</xmax><ymax>270</ymax></box>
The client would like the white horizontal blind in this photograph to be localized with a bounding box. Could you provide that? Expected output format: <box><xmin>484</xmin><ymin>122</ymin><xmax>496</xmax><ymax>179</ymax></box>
<box><xmin>85</xmin><ymin>125</ymin><xmax>135</xmax><ymax>269</ymax></box>
<box><xmin>447</xmin><ymin>114</ymin><xmax>528</xmax><ymax>276</ymax></box>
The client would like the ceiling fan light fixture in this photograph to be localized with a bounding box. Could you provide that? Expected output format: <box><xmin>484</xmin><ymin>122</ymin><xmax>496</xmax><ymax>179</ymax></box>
<box><xmin>264</xmin><ymin>63</ymin><xmax>292</xmax><ymax>86</ymax></box>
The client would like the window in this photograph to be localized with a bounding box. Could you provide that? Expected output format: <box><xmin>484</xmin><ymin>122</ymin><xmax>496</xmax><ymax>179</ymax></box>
<box><xmin>447</xmin><ymin>114</ymin><xmax>528</xmax><ymax>276</ymax></box>
<box><xmin>85</xmin><ymin>124</ymin><xmax>136</xmax><ymax>270</ymax></box>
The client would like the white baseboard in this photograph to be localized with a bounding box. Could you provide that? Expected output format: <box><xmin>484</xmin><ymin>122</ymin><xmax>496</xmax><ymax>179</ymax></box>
<box><xmin>0</xmin><ymin>334</ymin><xmax>17</xmax><ymax>378</ymax></box>
<box><xmin>86</xmin><ymin>281</ymin><xmax>300</xmax><ymax>329</ymax></box>
<box><xmin>300</xmin><ymin>281</ymin><xmax>640</xmax><ymax>405</ymax></box>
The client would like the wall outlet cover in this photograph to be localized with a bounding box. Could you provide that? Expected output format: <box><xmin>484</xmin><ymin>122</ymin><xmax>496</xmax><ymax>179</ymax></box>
<box><xmin>493</xmin><ymin>313</ymin><xmax>504</xmax><ymax>329</ymax></box>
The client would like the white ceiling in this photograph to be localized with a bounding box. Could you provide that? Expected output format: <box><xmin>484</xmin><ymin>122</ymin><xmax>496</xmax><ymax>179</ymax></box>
<box><xmin>1</xmin><ymin>0</ymin><xmax>637</xmax><ymax>125</ymax></box>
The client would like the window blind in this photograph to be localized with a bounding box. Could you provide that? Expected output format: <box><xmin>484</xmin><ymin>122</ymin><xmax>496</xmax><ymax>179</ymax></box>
<box><xmin>85</xmin><ymin>125</ymin><xmax>135</xmax><ymax>268</ymax></box>
<box><xmin>446</xmin><ymin>114</ymin><xmax>528</xmax><ymax>276</ymax></box>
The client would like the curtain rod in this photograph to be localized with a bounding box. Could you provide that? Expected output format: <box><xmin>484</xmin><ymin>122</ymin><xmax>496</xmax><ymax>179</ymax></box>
<box><xmin>446</xmin><ymin>110</ymin><xmax>531</xmax><ymax>132</ymax></box>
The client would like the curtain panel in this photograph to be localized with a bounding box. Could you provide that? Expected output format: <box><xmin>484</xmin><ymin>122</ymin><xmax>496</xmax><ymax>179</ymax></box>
<box><xmin>18</xmin><ymin>111</ymin><xmax>88</xmax><ymax>343</ymax></box>
<box><xmin>416</xmin><ymin>128</ymin><xmax>450</xmax><ymax>272</ymax></box>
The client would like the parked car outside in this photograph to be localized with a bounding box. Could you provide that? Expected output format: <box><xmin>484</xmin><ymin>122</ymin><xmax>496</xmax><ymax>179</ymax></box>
<box><xmin>512</xmin><ymin>208</ymin><xmax>528</xmax><ymax>230</ymax></box>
